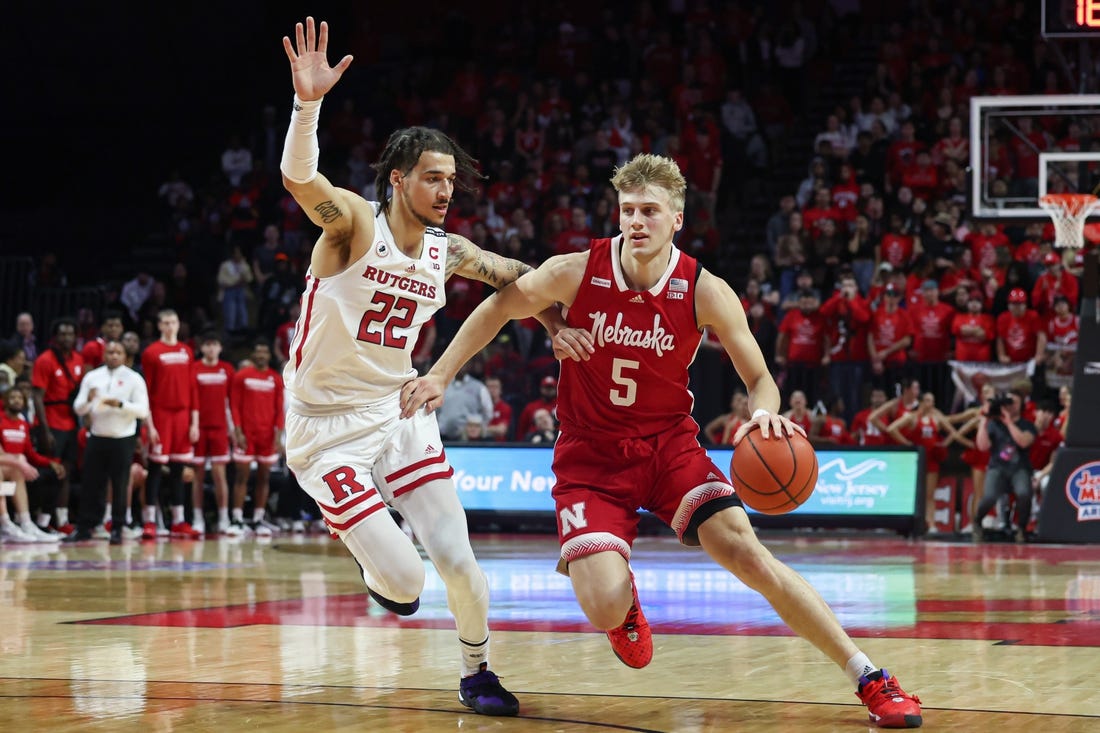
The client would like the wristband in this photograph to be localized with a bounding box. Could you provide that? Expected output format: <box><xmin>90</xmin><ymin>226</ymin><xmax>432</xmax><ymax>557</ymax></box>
<box><xmin>280</xmin><ymin>95</ymin><xmax>322</xmax><ymax>183</ymax></box>
<box><xmin>752</xmin><ymin>409</ymin><xmax>770</xmax><ymax>420</ymax></box>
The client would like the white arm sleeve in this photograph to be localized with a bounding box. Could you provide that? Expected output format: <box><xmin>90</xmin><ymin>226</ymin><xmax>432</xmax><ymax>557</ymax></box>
<box><xmin>280</xmin><ymin>96</ymin><xmax>322</xmax><ymax>184</ymax></box>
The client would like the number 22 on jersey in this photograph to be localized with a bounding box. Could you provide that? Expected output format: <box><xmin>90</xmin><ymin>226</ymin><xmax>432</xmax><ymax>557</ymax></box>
<box><xmin>357</xmin><ymin>291</ymin><xmax>417</xmax><ymax>349</ymax></box>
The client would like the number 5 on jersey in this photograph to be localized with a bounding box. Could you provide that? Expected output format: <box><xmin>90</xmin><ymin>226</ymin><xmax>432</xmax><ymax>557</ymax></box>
<box><xmin>610</xmin><ymin>358</ymin><xmax>639</xmax><ymax>406</ymax></box>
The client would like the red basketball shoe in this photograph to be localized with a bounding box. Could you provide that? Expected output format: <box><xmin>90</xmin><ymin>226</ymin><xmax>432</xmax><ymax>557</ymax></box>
<box><xmin>170</xmin><ymin>521</ymin><xmax>203</xmax><ymax>540</ymax></box>
<box><xmin>857</xmin><ymin>669</ymin><xmax>923</xmax><ymax>728</ymax></box>
<box><xmin>606</xmin><ymin>576</ymin><xmax>652</xmax><ymax>669</ymax></box>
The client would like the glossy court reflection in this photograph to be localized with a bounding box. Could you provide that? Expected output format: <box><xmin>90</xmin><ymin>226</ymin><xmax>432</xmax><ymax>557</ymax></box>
<box><xmin>2</xmin><ymin>534</ymin><xmax>1099</xmax><ymax>731</ymax></box>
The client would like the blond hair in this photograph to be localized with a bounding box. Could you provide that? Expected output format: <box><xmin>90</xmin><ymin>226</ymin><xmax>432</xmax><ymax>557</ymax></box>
<box><xmin>610</xmin><ymin>154</ymin><xmax>687</xmax><ymax>213</ymax></box>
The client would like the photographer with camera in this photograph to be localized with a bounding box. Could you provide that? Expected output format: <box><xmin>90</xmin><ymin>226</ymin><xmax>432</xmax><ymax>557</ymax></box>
<box><xmin>972</xmin><ymin>389</ymin><xmax>1037</xmax><ymax>544</ymax></box>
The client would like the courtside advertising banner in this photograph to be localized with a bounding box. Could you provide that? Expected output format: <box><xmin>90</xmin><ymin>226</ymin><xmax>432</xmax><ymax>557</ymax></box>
<box><xmin>447</xmin><ymin>445</ymin><xmax>920</xmax><ymax>518</ymax></box>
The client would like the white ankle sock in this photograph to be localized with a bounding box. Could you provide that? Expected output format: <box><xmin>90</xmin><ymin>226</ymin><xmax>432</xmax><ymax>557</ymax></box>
<box><xmin>845</xmin><ymin>652</ymin><xmax>876</xmax><ymax>686</ymax></box>
<box><xmin>460</xmin><ymin>636</ymin><xmax>489</xmax><ymax>677</ymax></box>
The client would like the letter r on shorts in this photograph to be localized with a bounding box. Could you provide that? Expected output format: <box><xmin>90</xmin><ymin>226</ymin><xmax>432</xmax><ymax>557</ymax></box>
<box><xmin>322</xmin><ymin>466</ymin><xmax>368</xmax><ymax>503</ymax></box>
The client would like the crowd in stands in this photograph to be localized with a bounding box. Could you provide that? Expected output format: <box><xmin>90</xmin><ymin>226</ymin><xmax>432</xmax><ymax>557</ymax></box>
<box><xmin>1</xmin><ymin>1</ymin><xmax>1091</xmax><ymax>542</ymax></box>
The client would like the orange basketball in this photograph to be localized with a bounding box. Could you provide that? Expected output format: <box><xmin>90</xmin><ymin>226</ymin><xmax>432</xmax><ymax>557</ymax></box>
<box><xmin>729</xmin><ymin>430</ymin><xmax>818</xmax><ymax>515</ymax></box>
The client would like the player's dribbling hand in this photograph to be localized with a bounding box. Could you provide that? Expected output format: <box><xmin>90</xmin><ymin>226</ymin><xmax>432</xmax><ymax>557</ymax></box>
<box><xmin>399</xmin><ymin>374</ymin><xmax>446</xmax><ymax>419</ymax></box>
<box><xmin>551</xmin><ymin>327</ymin><xmax>595</xmax><ymax>362</ymax></box>
<box><xmin>282</xmin><ymin>16</ymin><xmax>354</xmax><ymax>101</ymax></box>
<box><xmin>731</xmin><ymin>412</ymin><xmax>806</xmax><ymax>445</ymax></box>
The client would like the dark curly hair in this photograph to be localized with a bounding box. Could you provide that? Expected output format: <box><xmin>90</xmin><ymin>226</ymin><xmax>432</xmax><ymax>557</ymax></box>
<box><xmin>372</xmin><ymin>126</ymin><xmax>485</xmax><ymax>211</ymax></box>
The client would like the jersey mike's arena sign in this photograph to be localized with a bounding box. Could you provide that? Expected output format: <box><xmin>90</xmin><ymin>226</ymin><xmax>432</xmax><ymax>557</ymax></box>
<box><xmin>1065</xmin><ymin>461</ymin><xmax>1100</xmax><ymax>521</ymax></box>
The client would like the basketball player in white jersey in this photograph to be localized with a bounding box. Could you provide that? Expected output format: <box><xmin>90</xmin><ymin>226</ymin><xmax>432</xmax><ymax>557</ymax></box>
<box><xmin>401</xmin><ymin>155</ymin><xmax>924</xmax><ymax>728</ymax></box>
<box><xmin>278</xmin><ymin>17</ymin><xmax>584</xmax><ymax>717</ymax></box>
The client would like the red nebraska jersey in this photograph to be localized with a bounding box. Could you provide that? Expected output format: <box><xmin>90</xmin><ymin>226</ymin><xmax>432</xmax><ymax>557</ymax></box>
<box><xmin>191</xmin><ymin>360</ymin><xmax>235</xmax><ymax>428</ymax></box>
<box><xmin>996</xmin><ymin>310</ymin><xmax>1042</xmax><ymax>362</ymax></box>
<box><xmin>231</xmin><ymin>366</ymin><xmax>285</xmax><ymax>433</ymax></box>
<box><xmin>908</xmin><ymin>301</ymin><xmax>955</xmax><ymax>362</ymax></box>
<box><xmin>558</xmin><ymin>237</ymin><xmax>703</xmax><ymax>438</ymax></box>
<box><xmin>141</xmin><ymin>341</ymin><xmax>194</xmax><ymax>410</ymax></box>
<box><xmin>952</xmin><ymin>312</ymin><xmax>995</xmax><ymax>362</ymax></box>
<box><xmin>851</xmin><ymin>408</ymin><xmax>887</xmax><ymax>446</ymax></box>
<box><xmin>869</xmin><ymin>308</ymin><xmax>912</xmax><ymax>365</ymax></box>
<box><xmin>0</xmin><ymin>414</ymin><xmax>52</xmax><ymax>468</ymax></box>
<box><xmin>778</xmin><ymin>308</ymin><xmax>827</xmax><ymax>363</ymax></box>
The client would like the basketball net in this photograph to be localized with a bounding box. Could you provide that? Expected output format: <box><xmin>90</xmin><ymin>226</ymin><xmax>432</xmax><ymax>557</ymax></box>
<box><xmin>1039</xmin><ymin>193</ymin><xmax>1100</xmax><ymax>249</ymax></box>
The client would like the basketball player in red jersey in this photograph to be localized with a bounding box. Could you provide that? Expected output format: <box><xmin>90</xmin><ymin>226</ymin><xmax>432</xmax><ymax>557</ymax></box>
<box><xmin>190</xmin><ymin>333</ymin><xmax>234</xmax><ymax>535</ymax></box>
<box><xmin>401</xmin><ymin>154</ymin><xmax>923</xmax><ymax>728</ymax></box>
<box><xmin>141</xmin><ymin>309</ymin><xmax>201</xmax><ymax>540</ymax></box>
<box><xmin>230</xmin><ymin>341</ymin><xmax>284</xmax><ymax>537</ymax></box>
<box><xmin>276</xmin><ymin>18</ymin><xmax>582</xmax><ymax>716</ymax></box>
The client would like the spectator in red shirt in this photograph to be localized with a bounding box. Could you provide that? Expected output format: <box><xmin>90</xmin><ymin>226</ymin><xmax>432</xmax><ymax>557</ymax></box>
<box><xmin>878</xmin><ymin>213</ymin><xmax>916</xmax><ymax>271</ymax></box>
<box><xmin>776</xmin><ymin>289</ymin><xmax>830</xmax><ymax>405</ymax></box>
<box><xmin>190</xmin><ymin>333</ymin><xmax>235</xmax><ymax>535</ymax></box>
<box><xmin>901</xmin><ymin>150</ymin><xmax>939</xmax><ymax>202</ymax></box>
<box><xmin>1031</xmin><ymin>252</ymin><xmax>1079</xmax><ymax>317</ymax></box>
<box><xmin>274</xmin><ymin>302</ymin><xmax>300</xmax><ymax>367</ymax></box>
<box><xmin>802</xmin><ymin>187</ymin><xmax>843</xmax><ymax>239</ymax></box>
<box><xmin>886</xmin><ymin>121</ymin><xmax>925</xmax><ymax>191</ymax></box>
<box><xmin>80</xmin><ymin>311</ymin><xmax>125</xmax><ymax>370</ymax></box>
<box><xmin>484</xmin><ymin>376</ymin><xmax>513</xmax><ymax>442</ymax></box>
<box><xmin>964</xmin><ymin>222</ymin><xmax>1009</xmax><ymax>273</ymax></box>
<box><xmin>996</xmin><ymin>289</ymin><xmax>1046</xmax><ymax>365</ymax></box>
<box><xmin>851</xmin><ymin>387</ymin><xmax>889</xmax><ymax>446</ymax></box>
<box><xmin>908</xmin><ymin>280</ymin><xmax>956</xmax><ymax>407</ymax></box>
<box><xmin>831</xmin><ymin>163</ymin><xmax>861</xmax><ymax>226</ymax></box>
<box><xmin>554</xmin><ymin>206</ymin><xmax>594</xmax><ymax>256</ymax></box>
<box><xmin>868</xmin><ymin>284</ymin><xmax>912</xmax><ymax>392</ymax></box>
<box><xmin>819</xmin><ymin>273</ymin><xmax>870</xmax><ymax>423</ymax></box>
<box><xmin>1029</xmin><ymin>401</ymin><xmax>1064</xmax><ymax>496</ymax></box>
<box><xmin>30</xmin><ymin>317</ymin><xmax>85</xmax><ymax>533</ymax></box>
<box><xmin>1045</xmin><ymin>295</ymin><xmax>1079</xmax><ymax>380</ymax></box>
<box><xmin>140</xmin><ymin>308</ymin><xmax>199</xmax><ymax>540</ymax></box>
<box><xmin>782</xmin><ymin>390</ymin><xmax>814</xmax><ymax>436</ymax></box>
<box><xmin>810</xmin><ymin>395</ymin><xmax>852</xmax><ymax>447</ymax></box>
<box><xmin>952</xmin><ymin>292</ymin><xmax>996</xmax><ymax>362</ymax></box>
<box><xmin>230</xmin><ymin>341</ymin><xmax>285</xmax><ymax>537</ymax></box>
<box><xmin>702</xmin><ymin>391</ymin><xmax>750</xmax><ymax>445</ymax></box>
<box><xmin>516</xmin><ymin>375</ymin><xmax>558</xmax><ymax>442</ymax></box>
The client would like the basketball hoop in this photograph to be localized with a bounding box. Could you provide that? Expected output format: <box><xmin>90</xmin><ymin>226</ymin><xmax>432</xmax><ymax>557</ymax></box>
<box><xmin>1039</xmin><ymin>193</ymin><xmax>1100</xmax><ymax>249</ymax></box>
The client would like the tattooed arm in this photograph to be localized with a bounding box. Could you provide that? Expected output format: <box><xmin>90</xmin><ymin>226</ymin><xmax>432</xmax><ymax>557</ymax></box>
<box><xmin>282</xmin><ymin>173</ymin><xmax>375</xmax><ymax>278</ymax></box>
<box><xmin>445</xmin><ymin>233</ymin><xmax>564</xmax><ymax>332</ymax></box>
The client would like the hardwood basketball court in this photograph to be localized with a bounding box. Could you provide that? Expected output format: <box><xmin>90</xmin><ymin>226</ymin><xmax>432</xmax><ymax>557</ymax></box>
<box><xmin>2</xmin><ymin>532</ymin><xmax>1099</xmax><ymax>731</ymax></box>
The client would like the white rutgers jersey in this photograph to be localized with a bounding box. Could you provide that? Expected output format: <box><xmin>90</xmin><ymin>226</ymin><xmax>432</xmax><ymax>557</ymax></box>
<box><xmin>284</xmin><ymin>203</ymin><xmax>447</xmax><ymax>414</ymax></box>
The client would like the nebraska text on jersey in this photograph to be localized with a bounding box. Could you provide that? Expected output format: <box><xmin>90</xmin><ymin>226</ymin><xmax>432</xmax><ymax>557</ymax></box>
<box><xmin>589</xmin><ymin>311</ymin><xmax>676</xmax><ymax>356</ymax></box>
